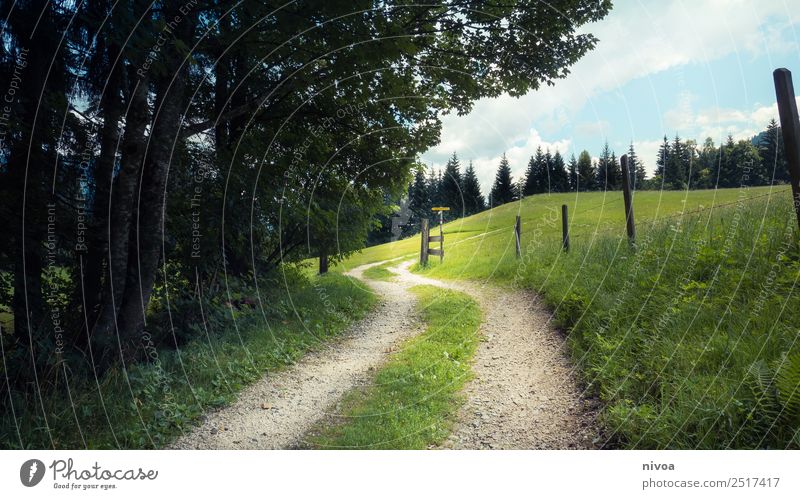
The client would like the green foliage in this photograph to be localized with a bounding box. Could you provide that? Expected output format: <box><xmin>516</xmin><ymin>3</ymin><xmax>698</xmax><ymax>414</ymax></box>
<box><xmin>341</xmin><ymin>186</ymin><xmax>800</xmax><ymax>448</ymax></box>
<box><xmin>307</xmin><ymin>285</ymin><xmax>481</xmax><ymax>449</ymax></box>
<box><xmin>490</xmin><ymin>153</ymin><xmax>516</xmax><ymax>206</ymax></box>
<box><xmin>0</xmin><ymin>272</ymin><xmax>375</xmax><ymax>449</ymax></box>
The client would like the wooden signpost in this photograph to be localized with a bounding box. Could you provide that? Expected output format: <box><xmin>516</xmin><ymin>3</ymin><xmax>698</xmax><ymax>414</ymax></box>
<box><xmin>420</xmin><ymin>207</ymin><xmax>449</xmax><ymax>265</ymax></box>
<box><xmin>514</xmin><ymin>215</ymin><xmax>521</xmax><ymax>258</ymax></box>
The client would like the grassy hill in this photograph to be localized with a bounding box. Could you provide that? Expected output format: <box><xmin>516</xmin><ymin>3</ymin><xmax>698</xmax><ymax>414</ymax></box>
<box><xmin>339</xmin><ymin>185</ymin><xmax>800</xmax><ymax>449</ymax></box>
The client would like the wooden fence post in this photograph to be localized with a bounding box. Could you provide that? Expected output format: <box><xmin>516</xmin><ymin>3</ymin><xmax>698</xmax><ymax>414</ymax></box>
<box><xmin>319</xmin><ymin>252</ymin><xmax>328</xmax><ymax>274</ymax></box>
<box><xmin>620</xmin><ymin>154</ymin><xmax>636</xmax><ymax>245</ymax></box>
<box><xmin>773</xmin><ymin>68</ymin><xmax>800</xmax><ymax>228</ymax></box>
<box><xmin>420</xmin><ymin>218</ymin><xmax>429</xmax><ymax>266</ymax></box>
<box><xmin>561</xmin><ymin>204</ymin><xmax>570</xmax><ymax>252</ymax></box>
<box><xmin>514</xmin><ymin>215</ymin><xmax>521</xmax><ymax>258</ymax></box>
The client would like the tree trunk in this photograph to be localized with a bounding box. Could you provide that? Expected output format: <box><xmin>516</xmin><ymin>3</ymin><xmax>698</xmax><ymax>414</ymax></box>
<box><xmin>112</xmin><ymin>13</ymin><xmax>196</xmax><ymax>362</ymax></box>
<box><xmin>77</xmin><ymin>57</ymin><xmax>124</xmax><ymax>340</ymax></box>
<box><xmin>90</xmin><ymin>70</ymin><xmax>150</xmax><ymax>359</ymax></box>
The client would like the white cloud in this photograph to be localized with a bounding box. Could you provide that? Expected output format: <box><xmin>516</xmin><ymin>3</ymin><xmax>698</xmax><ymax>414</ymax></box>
<box><xmin>663</xmin><ymin>96</ymin><xmax>800</xmax><ymax>146</ymax></box>
<box><xmin>421</xmin><ymin>0</ymin><xmax>800</xmax><ymax>187</ymax></box>
<box><xmin>425</xmin><ymin>128</ymin><xmax>571</xmax><ymax>193</ymax></box>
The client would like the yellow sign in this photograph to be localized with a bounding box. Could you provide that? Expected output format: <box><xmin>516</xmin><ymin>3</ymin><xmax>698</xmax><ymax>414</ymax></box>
<box><xmin>431</xmin><ymin>207</ymin><xmax>450</xmax><ymax>211</ymax></box>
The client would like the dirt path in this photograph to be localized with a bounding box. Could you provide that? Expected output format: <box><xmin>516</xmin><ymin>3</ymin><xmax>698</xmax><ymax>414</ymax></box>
<box><xmin>172</xmin><ymin>259</ymin><xmax>597</xmax><ymax>449</ymax></box>
<box><xmin>387</xmin><ymin>261</ymin><xmax>598</xmax><ymax>449</ymax></box>
<box><xmin>170</xmin><ymin>262</ymin><xmax>422</xmax><ymax>449</ymax></box>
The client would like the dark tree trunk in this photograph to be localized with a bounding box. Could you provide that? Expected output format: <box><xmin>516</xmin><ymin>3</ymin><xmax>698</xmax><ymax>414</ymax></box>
<box><xmin>77</xmin><ymin>55</ymin><xmax>124</xmax><ymax>339</ymax></box>
<box><xmin>112</xmin><ymin>13</ymin><xmax>196</xmax><ymax>362</ymax></box>
<box><xmin>90</xmin><ymin>70</ymin><xmax>150</xmax><ymax>359</ymax></box>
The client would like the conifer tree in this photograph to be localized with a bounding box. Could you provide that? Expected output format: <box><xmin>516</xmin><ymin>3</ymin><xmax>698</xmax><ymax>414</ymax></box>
<box><xmin>490</xmin><ymin>153</ymin><xmax>515</xmax><ymax>206</ymax></box>
<box><xmin>567</xmin><ymin>154</ymin><xmax>579</xmax><ymax>191</ymax></box>
<box><xmin>550</xmin><ymin>150</ymin><xmax>569</xmax><ymax>192</ymax></box>
<box><xmin>461</xmin><ymin>161</ymin><xmax>485</xmax><ymax>215</ymax></box>
<box><xmin>760</xmin><ymin>118</ymin><xmax>788</xmax><ymax>183</ymax></box>
<box><xmin>441</xmin><ymin>152</ymin><xmax>463</xmax><ymax>219</ymax></box>
<box><xmin>577</xmin><ymin>150</ymin><xmax>596</xmax><ymax>191</ymax></box>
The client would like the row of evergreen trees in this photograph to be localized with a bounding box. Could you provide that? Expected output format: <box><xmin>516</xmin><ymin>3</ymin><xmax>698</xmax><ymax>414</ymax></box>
<box><xmin>400</xmin><ymin>119</ymin><xmax>787</xmax><ymax>233</ymax></box>
<box><xmin>404</xmin><ymin>153</ymin><xmax>485</xmax><ymax>234</ymax></box>
<box><xmin>488</xmin><ymin>118</ymin><xmax>788</xmax><ymax>206</ymax></box>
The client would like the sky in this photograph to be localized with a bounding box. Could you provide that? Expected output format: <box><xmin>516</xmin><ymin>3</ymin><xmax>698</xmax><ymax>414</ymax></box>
<box><xmin>420</xmin><ymin>0</ymin><xmax>800</xmax><ymax>194</ymax></box>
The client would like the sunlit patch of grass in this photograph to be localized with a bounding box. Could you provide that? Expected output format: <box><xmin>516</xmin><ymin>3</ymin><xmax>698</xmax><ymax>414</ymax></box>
<box><xmin>307</xmin><ymin>285</ymin><xmax>481</xmax><ymax>449</ymax></box>
<box><xmin>362</xmin><ymin>261</ymin><xmax>398</xmax><ymax>281</ymax></box>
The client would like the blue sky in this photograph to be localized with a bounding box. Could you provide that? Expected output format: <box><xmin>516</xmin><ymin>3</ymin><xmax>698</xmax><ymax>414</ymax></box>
<box><xmin>421</xmin><ymin>1</ymin><xmax>800</xmax><ymax>193</ymax></box>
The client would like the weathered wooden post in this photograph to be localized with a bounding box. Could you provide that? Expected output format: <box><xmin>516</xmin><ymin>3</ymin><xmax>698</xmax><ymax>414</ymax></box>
<box><xmin>773</xmin><ymin>68</ymin><xmax>800</xmax><ymax>228</ymax></box>
<box><xmin>514</xmin><ymin>215</ymin><xmax>521</xmax><ymax>258</ymax></box>
<box><xmin>319</xmin><ymin>252</ymin><xmax>328</xmax><ymax>274</ymax></box>
<box><xmin>620</xmin><ymin>154</ymin><xmax>636</xmax><ymax>245</ymax></box>
<box><xmin>561</xmin><ymin>204</ymin><xmax>570</xmax><ymax>252</ymax></box>
<box><xmin>420</xmin><ymin>218</ymin><xmax>429</xmax><ymax>266</ymax></box>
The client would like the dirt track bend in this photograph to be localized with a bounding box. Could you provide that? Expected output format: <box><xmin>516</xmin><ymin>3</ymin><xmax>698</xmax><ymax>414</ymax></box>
<box><xmin>171</xmin><ymin>259</ymin><xmax>597</xmax><ymax>449</ymax></box>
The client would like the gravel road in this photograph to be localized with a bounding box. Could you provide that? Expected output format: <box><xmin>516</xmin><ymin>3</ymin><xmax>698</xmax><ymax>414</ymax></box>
<box><xmin>171</xmin><ymin>259</ymin><xmax>598</xmax><ymax>449</ymax></box>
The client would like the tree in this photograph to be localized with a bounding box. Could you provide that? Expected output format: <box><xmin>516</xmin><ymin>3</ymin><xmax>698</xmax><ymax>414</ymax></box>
<box><xmin>655</xmin><ymin>136</ymin><xmax>671</xmax><ymax>187</ymax></box>
<box><xmin>759</xmin><ymin>118</ymin><xmax>789</xmax><ymax>184</ymax></box>
<box><xmin>576</xmin><ymin>150</ymin><xmax>596</xmax><ymax>191</ymax></box>
<box><xmin>490</xmin><ymin>154</ymin><xmax>516</xmax><ymax>206</ymax></box>
<box><xmin>441</xmin><ymin>152</ymin><xmax>463</xmax><ymax>219</ymax></box>
<box><xmin>596</xmin><ymin>142</ymin><xmax>618</xmax><ymax>190</ymax></box>
<box><xmin>695</xmin><ymin>137</ymin><xmax>718</xmax><ymax>190</ymax></box>
<box><xmin>461</xmin><ymin>161</ymin><xmax>485</xmax><ymax>215</ymax></box>
<box><xmin>567</xmin><ymin>154</ymin><xmax>579</xmax><ymax>191</ymax></box>
<box><xmin>427</xmin><ymin>167</ymin><xmax>442</xmax><ymax>208</ymax></box>
<box><xmin>523</xmin><ymin>146</ymin><xmax>547</xmax><ymax>195</ymax></box>
<box><xmin>405</xmin><ymin>165</ymin><xmax>431</xmax><ymax>236</ymax></box>
<box><xmin>626</xmin><ymin>143</ymin><xmax>647</xmax><ymax>190</ymax></box>
<box><xmin>664</xmin><ymin>135</ymin><xmax>688</xmax><ymax>189</ymax></box>
<box><xmin>550</xmin><ymin>150</ymin><xmax>570</xmax><ymax>192</ymax></box>
<box><xmin>718</xmin><ymin>135</ymin><xmax>738</xmax><ymax>188</ymax></box>
<box><xmin>0</xmin><ymin>0</ymin><xmax>614</xmax><ymax>381</ymax></box>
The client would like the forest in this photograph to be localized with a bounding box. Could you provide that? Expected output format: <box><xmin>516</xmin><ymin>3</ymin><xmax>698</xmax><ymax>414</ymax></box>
<box><xmin>0</xmin><ymin>0</ymin><xmax>611</xmax><ymax>430</ymax></box>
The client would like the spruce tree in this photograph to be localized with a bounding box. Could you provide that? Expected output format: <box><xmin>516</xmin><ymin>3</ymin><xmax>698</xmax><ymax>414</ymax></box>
<box><xmin>427</xmin><ymin>167</ymin><xmax>441</xmax><ymax>207</ymax></box>
<box><xmin>523</xmin><ymin>153</ymin><xmax>537</xmax><ymax>196</ymax></box>
<box><xmin>524</xmin><ymin>146</ymin><xmax>548</xmax><ymax>195</ymax></box>
<box><xmin>461</xmin><ymin>161</ymin><xmax>485</xmax><ymax>215</ymax></box>
<box><xmin>405</xmin><ymin>165</ymin><xmax>430</xmax><ymax>236</ymax></box>
<box><xmin>718</xmin><ymin>135</ymin><xmax>737</xmax><ymax>188</ymax></box>
<box><xmin>596</xmin><ymin>142</ymin><xmax>617</xmax><ymax>190</ymax></box>
<box><xmin>627</xmin><ymin>143</ymin><xmax>646</xmax><ymax>190</ymax></box>
<box><xmin>655</xmin><ymin>135</ymin><xmax>670</xmax><ymax>186</ymax></box>
<box><xmin>441</xmin><ymin>152</ymin><xmax>463</xmax><ymax>219</ymax></box>
<box><xmin>577</xmin><ymin>150</ymin><xmax>595</xmax><ymax>191</ymax></box>
<box><xmin>567</xmin><ymin>154</ymin><xmax>578</xmax><ymax>191</ymax></box>
<box><xmin>490</xmin><ymin>153</ymin><xmax>515</xmax><ymax>206</ymax></box>
<box><xmin>550</xmin><ymin>150</ymin><xmax>569</xmax><ymax>192</ymax></box>
<box><xmin>665</xmin><ymin>135</ymin><xmax>687</xmax><ymax>189</ymax></box>
<box><xmin>760</xmin><ymin>118</ymin><xmax>788</xmax><ymax>183</ymax></box>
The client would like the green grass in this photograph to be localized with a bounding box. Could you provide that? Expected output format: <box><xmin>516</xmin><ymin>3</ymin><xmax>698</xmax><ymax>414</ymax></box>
<box><xmin>0</xmin><ymin>272</ymin><xmax>375</xmax><ymax>449</ymax></box>
<box><xmin>361</xmin><ymin>261</ymin><xmax>398</xmax><ymax>281</ymax></box>
<box><xmin>337</xmin><ymin>187</ymin><xmax>782</xmax><ymax>273</ymax></box>
<box><xmin>340</xmin><ymin>186</ymin><xmax>800</xmax><ymax>449</ymax></box>
<box><xmin>307</xmin><ymin>285</ymin><xmax>481</xmax><ymax>449</ymax></box>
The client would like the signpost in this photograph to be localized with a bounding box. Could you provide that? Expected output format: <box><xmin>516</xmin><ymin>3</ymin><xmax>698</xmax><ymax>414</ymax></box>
<box><xmin>430</xmin><ymin>207</ymin><xmax>449</xmax><ymax>263</ymax></box>
<box><xmin>420</xmin><ymin>207</ymin><xmax>449</xmax><ymax>265</ymax></box>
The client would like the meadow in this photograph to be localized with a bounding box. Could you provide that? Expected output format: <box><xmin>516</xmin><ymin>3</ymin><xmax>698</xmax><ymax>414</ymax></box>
<box><xmin>338</xmin><ymin>185</ymin><xmax>800</xmax><ymax>449</ymax></box>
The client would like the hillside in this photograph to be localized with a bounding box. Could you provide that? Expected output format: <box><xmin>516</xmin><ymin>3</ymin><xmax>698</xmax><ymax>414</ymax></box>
<box><xmin>338</xmin><ymin>185</ymin><xmax>800</xmax><ymax>449</ymax></box>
